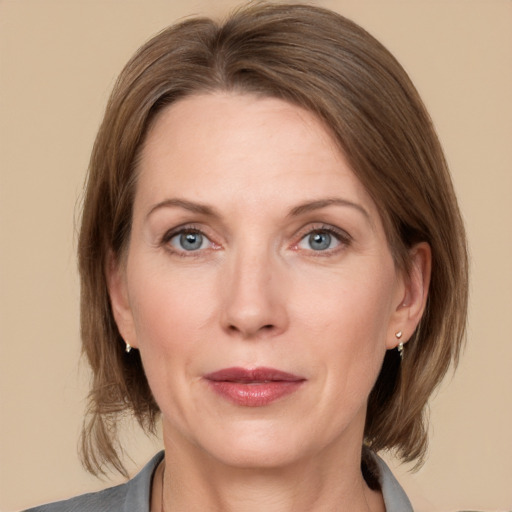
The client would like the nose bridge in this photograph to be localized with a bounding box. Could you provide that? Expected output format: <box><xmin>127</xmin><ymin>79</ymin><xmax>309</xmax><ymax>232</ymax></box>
<box><xmin>221</xmin><ymin>238</ymin><xmax>287</xmax><ymax>338</ymax></box>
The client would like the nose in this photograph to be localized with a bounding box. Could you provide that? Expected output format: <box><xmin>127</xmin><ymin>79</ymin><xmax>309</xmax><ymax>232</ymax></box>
<box><xmin>220</xmin><ymin>246</ymin><xmax>289</xmax><ymax>339</ymax></box>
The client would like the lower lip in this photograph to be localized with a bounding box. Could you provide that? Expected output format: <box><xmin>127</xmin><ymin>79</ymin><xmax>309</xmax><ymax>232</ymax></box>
<box><xmin>206</xmin><ymin>380</ymin><xmax>304</xmax><ymax>407</ymax></box>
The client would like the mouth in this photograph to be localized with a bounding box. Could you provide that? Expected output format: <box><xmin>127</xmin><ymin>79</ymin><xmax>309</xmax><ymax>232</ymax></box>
<box><xmin>203</xmin><ymin>367</ymin><xmax>306</xmax><ymax>407</ymax></box>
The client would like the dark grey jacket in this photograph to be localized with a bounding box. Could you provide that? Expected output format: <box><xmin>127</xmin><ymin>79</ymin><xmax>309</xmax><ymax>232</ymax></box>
<box><xmin>24</xmin><ymin>451</ymin><xmax>413</xmax><ymax>511</ymax></box>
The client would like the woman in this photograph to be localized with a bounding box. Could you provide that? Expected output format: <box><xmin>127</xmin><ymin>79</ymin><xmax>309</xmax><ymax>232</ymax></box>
<box><xmin>26</xmin><ymin>3</ymin><xmax>467</xmax><ymax>511</ymax></box>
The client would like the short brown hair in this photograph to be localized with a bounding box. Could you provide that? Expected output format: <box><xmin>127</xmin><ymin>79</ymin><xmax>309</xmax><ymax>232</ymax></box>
<box><xmin>78</xmin><ymin>2</ymin><xmax>468</xmax><ymax>476</ymax></box>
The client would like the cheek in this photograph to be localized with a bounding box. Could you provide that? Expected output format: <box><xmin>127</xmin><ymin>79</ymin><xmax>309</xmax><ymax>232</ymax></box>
<box><xmin>128</xmin><ymin>259</ymin><xmax>216</xmax><ymax>348</ymax></box>
<box><xmin>125</xmin><ymin>265</ymin><xmax>218</xmax><ymax>425</ymax></box>
<box><xmin>293</xmin><ymin>261</ymin><xmax>397</xmax><ymax>386</ymax></box>
<box><xmin>124</xmin><ymin>260</ymin><xmax>218</xmax><ymax>405</ymax></box>
<box><xmin>295</xmin><ymin>260</ymin><xmax>396</xmax><ymax>342</ymax></box>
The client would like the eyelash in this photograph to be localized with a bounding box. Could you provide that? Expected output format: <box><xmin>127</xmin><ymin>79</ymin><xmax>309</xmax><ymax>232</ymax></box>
<box><xmin>160</xmin><ymin>223</ymin><xmax>352</xmax><ymax>257</ymax></box>
<box><xmin>160</xmin><ymin>225</ymin><xmax>218</xmax><ymax>257</ymax></box>
<box><xmin>294</xmin><ymin>224</ymin><xmax>352</xmax><ymax>255</ymax></box>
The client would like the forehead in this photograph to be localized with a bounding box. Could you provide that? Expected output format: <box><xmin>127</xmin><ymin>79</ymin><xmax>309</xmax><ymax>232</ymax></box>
<box><xmin>142</xmin><ymin>92</ymin><xmax>341</xmax><ymax>168</ymax></box>
<box><xmin>135</xmin><ymin>92</ymin><xmax>378</xmax><ymax>220</ymax></box>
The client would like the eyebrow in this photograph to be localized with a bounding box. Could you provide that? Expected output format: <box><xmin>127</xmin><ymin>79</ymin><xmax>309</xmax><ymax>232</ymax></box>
<box><xmin>289</xmin><ymin>198</ymin><xmax>370</xmax><ymax>220</ymax></box>
<box><xmin>147</xmin><ymin>197</ymin><xmax>371</xmax><ymax>223</ymax></box>
<box><xmin>146</xmin><ymin>198</ymin><xmax>220</xmax><ymax>219</ymax></box>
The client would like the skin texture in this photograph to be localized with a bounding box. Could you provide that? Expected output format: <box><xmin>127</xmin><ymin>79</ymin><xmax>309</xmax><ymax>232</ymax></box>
<box><xmin>108</xmin><ymin>93</ymin><xmax>430</xmax><ymax>512</ymax></box>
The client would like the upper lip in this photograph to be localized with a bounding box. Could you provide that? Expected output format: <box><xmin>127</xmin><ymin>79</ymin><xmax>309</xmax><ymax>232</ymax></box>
<box><xmin>204</xmin><ymin>367</ymin><xmax>305</xmax><ymax>383</ymax></box>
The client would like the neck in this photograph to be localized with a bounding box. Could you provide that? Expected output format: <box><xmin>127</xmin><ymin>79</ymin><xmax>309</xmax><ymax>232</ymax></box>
<box><xmin>154</xmin><ymin>433</ymin><xmax>385</xmax><ymax>512</ymax></box>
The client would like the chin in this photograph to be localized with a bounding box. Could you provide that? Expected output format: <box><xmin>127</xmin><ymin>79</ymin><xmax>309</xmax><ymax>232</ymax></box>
<box><xmin>193</xmin><ymin>420</ymin><xmax>321</xmax><ymax>470</ymax></box>
<box><xmin>210</xmin><ymin>441</ymin><xmax>305</xmax><ymax>470</ymax></box>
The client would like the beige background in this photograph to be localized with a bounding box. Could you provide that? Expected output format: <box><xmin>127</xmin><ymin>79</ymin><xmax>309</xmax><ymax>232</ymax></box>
<box><xmin>1</xmin><ymin>0</ymin><xmax>511</xmax><ymax>511</ymax></box>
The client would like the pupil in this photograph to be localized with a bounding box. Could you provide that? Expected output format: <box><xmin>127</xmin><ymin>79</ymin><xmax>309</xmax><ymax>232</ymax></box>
<box><xmin>310</xmin><ymin>232</ymin><xmax>331</xmax><ymax>250</ymax></box>
<box><xmin>181</xmin><ymin>232</ymin><xmax>202</xmax><ymax>250</ymax></box>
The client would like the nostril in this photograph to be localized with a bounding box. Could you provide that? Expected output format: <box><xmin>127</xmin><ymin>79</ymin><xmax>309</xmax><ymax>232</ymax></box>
<box><xmin>226</xmin><ymin>323</ymin><xmax>275</xmax><ymax>335</ymax></box>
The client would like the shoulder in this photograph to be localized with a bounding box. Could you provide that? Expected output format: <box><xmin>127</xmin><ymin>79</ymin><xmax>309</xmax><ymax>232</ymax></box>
<box><xmin>23</xmin><ymin>452</ymin><xmax>164</xmax><ymax>512</ymax></box>
<box><xmin>373</xmin><ymin>453</ymin><xmax>414</xmax><ymax>512</ymax></box>
<box><xmin>23</xmin><ymin>483</ymin><xmax>129</xmax><ymax>512</ymax></box>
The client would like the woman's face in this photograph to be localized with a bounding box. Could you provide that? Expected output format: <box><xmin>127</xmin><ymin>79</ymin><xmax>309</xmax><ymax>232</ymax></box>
<box><xmin>109</xmin><ymin>93</ymin><xmax>418</xmax><ymax>469</ymax></box>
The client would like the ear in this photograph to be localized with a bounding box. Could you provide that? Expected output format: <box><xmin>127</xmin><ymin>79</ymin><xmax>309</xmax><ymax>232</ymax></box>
<box><xmin>106</xmin><ymin>251</ymin><xmax>138</xmax><ymax>349</ymax></box>
<box><xmin>386</xmin><ymin>242</ymin><xmax>432</xmax><ymax>349</ymax></box>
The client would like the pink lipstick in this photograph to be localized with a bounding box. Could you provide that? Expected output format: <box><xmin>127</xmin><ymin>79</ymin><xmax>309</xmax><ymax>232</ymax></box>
<box><xmin>203</xmin><ymin>367</ymin><xmax>305</xmax><ymax>407</ymax></box>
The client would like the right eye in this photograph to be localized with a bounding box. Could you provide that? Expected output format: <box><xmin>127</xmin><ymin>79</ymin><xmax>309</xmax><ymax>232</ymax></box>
<box><xmin>167</xmin><ymin>230</ymin><xmax>212</xmax><ymax>252</ymax></box>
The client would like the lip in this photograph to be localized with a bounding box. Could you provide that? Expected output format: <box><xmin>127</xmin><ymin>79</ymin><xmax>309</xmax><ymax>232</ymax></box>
<box><xmin>203</xmin><ymin>367</ymin><xmax>306</xmax><ymax>407</ymax></box>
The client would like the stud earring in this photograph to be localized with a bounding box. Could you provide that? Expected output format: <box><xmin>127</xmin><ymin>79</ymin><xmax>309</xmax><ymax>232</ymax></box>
<box><xmin>125</xmin><ymin>342</ymin><xmax>132</xmax><ymax>354</ymax></box>
<box><xmin>395</xmin><ymin>331</ymin><xmax>404</xmax><ymax>360</ymax></box>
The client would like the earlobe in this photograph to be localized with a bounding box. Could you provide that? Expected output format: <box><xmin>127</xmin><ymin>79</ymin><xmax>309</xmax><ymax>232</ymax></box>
<box><xmin>387</xmin><ymin>242</ymin><xmax>432</xmax><ymax>349</ymax></box>
<box><xmin>106</xmin><ymin>251</ymin><xmax>138</xmax><ymax>349</ymax></box>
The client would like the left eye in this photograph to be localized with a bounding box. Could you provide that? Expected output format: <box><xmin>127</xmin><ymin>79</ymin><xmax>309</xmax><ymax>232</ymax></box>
<box><xmin>169</xmin><ymin>231</ymin><xmax>211</xmax><ymax>251</ymax></box>
<box><xmin>298</xmin><ymin>230</ymin><xmax>341</xmax><ymax>251</ymax></box>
